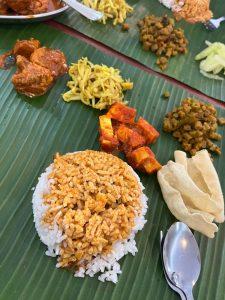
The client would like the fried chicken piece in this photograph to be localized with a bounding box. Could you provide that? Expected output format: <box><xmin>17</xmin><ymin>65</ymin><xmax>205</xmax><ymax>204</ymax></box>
<box><xmin>30</xmin><ymin>47</ymin><xmax>68</xmax><ymax>78</ymax></box>
<box><xmin>13</xmin><ymin>39</ymin><xmax>41</xmax><ymax>59</ymax></box>
<box><xmin>6</xmin><ymin>0</ymin><xmax>49</xmax><ymax>15</ymax></box>
<box><xmin>0</xmin><ymin>0</ymin><xmax>8</xmax><ymax>14</ymax></box>
<box><xmin>174</xmin><ymin>0</ymin><xmax>212</xmax><ymax>23</ymax></box>
<box><xmin>12</xmin><ymin>55</ymin><xmax>54</xmax><ymax>97</ymax></box>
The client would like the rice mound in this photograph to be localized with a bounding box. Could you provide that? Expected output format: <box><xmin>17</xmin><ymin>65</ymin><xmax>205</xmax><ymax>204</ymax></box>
<box><xmin>32</xmin><ymin>151</ymin><xmax>148</xmax><ymax>283</ymax></box>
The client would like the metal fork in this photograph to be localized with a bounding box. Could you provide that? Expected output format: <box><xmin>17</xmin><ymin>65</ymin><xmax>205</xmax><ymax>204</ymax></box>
<box><xmin>204</xmin><ymin>16</ymin><xmax>225</xmax><ymax>30</ymax></box>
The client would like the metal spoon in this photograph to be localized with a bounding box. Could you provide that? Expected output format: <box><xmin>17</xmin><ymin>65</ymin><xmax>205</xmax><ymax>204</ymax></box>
<box><xmin>160</xmin><ymin>231</ymin><xmax>187</xmax><ymax>300</ymax></box>
<box><xmin>163</xmin><ymin>222</ymin><xmax>201</xmax><ymax>300</ymax></box>
<box><xmin>63</xmin><ymin>0</ymin><xmax>103</xmax><ymax>21</ymax></box>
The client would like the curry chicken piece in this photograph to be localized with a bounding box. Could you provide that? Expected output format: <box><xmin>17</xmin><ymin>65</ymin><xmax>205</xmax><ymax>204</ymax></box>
<box><xmin>13</xmin><ymin>38</ymin><xmax>41</xmax><ymax>59</ymax></box>
<box><xmin>30</xmin><ymin>0</ymin><xmax>49</xmax><ymax>14</ymax></box>
<box><xmin>6</xmin><ymin>0</ymin><xmax>30</xmax><ymax>14</ymax></box>
<box><xmin>99</xmin><ymin>103</ymin><xmax>161</xmax><ymax>174</ymax></box>
<box><xmin>0</xmin><ymin>38</ymin><xmax>67</xmax><ymax>97</ymax></box>
<box><xmin>0</xmin><ymin>0</ymin><xmax>8</xmax><ymax>14</ymax></box>
<box><xmin>30</xmin><ymin>47</ymin><xmax>68</xmax><ymax>78</ymax></box>
<box><xmin>0</xmin><ymin>38</ymin><xmax>40</xmax><ymax>69</ymax></box>
<box><xmin>6</xmin><ymin>0</ymin><xmax>49</xmax><ymax>15</ymax></box>
<box><xmin>12</xmin><ymin>55</ymin><xmax>54</xmax><ymax>97</ymax></box>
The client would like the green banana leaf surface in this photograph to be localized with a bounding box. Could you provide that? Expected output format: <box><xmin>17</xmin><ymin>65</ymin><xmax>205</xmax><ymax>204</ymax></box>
<box><xmin>56</xmin><ymin>0</ymin><xmax>225</xmax><ymax>102</ymax></box>
<box><xmin>0</xmin><ymin>23</ymin><xmax>225</xmax><ymax>300</ymax></box>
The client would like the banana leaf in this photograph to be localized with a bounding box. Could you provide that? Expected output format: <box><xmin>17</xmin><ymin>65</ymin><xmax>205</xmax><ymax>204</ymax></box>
<box><xmin>56</xmin><ymin>0</ymin><xmax>225</xmax><ymax>102</ymax></box>
<box><xmin>0</xmin><ymin>23</ymin><xmax>225</xmax><ymax>300</ymax></box>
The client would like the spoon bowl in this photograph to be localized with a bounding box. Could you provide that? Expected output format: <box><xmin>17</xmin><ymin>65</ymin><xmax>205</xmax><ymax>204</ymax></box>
<box><xmin>160</xmin><ymin>231</ymin><xmax>186</xmax><ymax>300</ymax></box>
<box><xmin>163</xmin><ymin>222</ymin><xmax>201</xmax><ymax>300</ymax></box>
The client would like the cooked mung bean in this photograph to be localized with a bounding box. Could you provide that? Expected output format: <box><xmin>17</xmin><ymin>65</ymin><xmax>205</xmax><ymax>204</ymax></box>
<box><xmin>138</xmin><ymin>15</ymin><xmax>188</xmax><ymax>70</ymax></box>
<box><xmin>163</xmin><ymin>98</ymin><xmax>224</xmax><ymax>156</ymax></box>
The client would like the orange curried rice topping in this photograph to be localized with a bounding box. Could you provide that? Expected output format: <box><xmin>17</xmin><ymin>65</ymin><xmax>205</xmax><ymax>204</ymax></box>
<box><xmin>174</xmin><ymin>0</ymin><xmax>212</xmax><ymax>23</ymax></box>
<box><xmin>43</xmin><ymin>150</ymin><xmax>141</xmax><ymax>268</ymax></box>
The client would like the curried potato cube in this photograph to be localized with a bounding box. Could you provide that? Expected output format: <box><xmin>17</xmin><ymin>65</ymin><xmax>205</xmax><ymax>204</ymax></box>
<box><xmin>129</xmin><ymin>130</ymin><xmax>146</xmax><ymax>149</ymax></box>
<box><xmin>116</xmin><ymin>124</ymin><xmax>146</xmax><ymax>149</ymax></box>
<box><xmin>107</xmin><ymin>103</ymin><xmax>136</xmax><ymax>124</ymax></box>
<box><xmin>142</xmin><ymin>157</ymin><xmax>162</xmax><ymax>173</ymax></box>
<box><xmin>116</xmin><ymin>124</ymin><xmax>132</xmax><ymax>143</ymax></box>
<box><xmin>128</xmin><ymin>146</ymin><xmax>155</xmax><ymax>166</ymax></box>
<box><xmin>99</xmin><ymin>115</ymin><xmax>118</xmax><ymax>152</ymax></box>
<box><xmin>136</xmin><ymin>117</ymin><xmax>160</xmax><ymax>144</ymax></box>
<box><xmin>99</xmin><ymin>115</ymin><xmax>114</xmax><ymax>136</ymax></box>
<box><xmin>127</xmin><ymin>146</ymin><xmax>161</xmax><ymax>174</ymax></box>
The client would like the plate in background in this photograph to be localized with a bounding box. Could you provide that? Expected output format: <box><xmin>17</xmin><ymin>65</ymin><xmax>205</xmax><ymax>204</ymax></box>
<box><xmin>0</xmin><ymin>5</ymin><xmax>69</xmax><ymax>23</ymax></box>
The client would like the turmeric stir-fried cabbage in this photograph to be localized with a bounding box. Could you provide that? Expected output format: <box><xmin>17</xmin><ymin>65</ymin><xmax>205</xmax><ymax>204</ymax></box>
<box><xmin>195</xmin><ymin>41</ymin><xmax>225</xmax><ymax>80</ymax></box>
<box><xmin>82</xmin><ymin>0</ymin><xmax>133</xmax><ymax>25</ymax></box>
<box><xmin>63</xmin><ymin>57</ymin><xmax>133</xmax><ymax>110</ymax></box>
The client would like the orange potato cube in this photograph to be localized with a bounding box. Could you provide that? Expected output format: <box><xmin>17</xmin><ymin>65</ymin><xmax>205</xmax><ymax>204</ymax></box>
<box><xmin>136</xmin><ymin>117</ymin><xmax>159</xmax><ymax>144</ymax></box>
<box><xmin>128</xmin><ymin>130</ymin><xmax>146</xmax><ymax>149</ymax></box>
<box><xmin>116</xmin><ymin>124</ymin><xmax>131</xmax><ymax>143</ymax></box>
<box><xmin>128</xmin><ymin>146</ymin><xmax>155</xmax><ymax>167</ymax></box>
<box><xmin>127</xmin><ymin>146</ymin><xmax>161</xmax><ymax>174</ymax></box>
<box><xmin>107</xmin><ymin>103</ymin><xmax>136</xmax><ymax>124</ymax></box>
<box><xmin>99</xmin><ymin>138</ymin><xmax>118</xmax><ymax>152</ymax></box>
<box><xmin>99</xmin><ymin>115</ymin><xmax>118</xmax><ymax>152</ymax></box>
<box><xmin>142</xmin><ymin>158</ymin><xmax>162</xmax><ymax>174</ymax></box>
<box><xmin>99</xmin><ymin>115</ymin><xmax>114</xmax><ymax>136</ymax></box>
<box><xmin>116</xmin><ymin>124</ymin><xmax>146</xmax><ymax>149</ymax></box>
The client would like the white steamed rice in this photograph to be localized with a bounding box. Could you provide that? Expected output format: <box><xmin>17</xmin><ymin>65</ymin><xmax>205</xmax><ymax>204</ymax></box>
<box><xmin>32</xmin><ymin>153</ymin><xmax>148</xmax><ymax>283</ymax></box>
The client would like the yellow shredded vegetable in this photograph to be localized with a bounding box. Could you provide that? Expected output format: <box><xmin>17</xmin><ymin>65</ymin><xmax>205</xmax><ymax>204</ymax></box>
<box><xmin>62</xmin><ymin>57</ymin><xmax>133</xmax><ymax>110</ymax></box>
<box><xmin>82</xmin><ymin>0</ymin><xmax>133</xmax><ymax>25</ymax></box>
